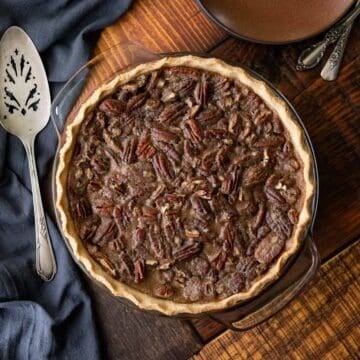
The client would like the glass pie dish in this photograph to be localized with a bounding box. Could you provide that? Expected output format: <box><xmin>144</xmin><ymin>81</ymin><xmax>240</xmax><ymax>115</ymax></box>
<box><xmin>51</xmin><ymin>42</ymin><xmax>319</xmax><ymax>330</ymax></box>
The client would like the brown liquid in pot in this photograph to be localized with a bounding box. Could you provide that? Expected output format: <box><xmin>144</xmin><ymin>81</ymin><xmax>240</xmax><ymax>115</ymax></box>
<box><xmin>201</xmin><ymin>0</ymin><xmax>354</xmax><ymax>43</ymax></box>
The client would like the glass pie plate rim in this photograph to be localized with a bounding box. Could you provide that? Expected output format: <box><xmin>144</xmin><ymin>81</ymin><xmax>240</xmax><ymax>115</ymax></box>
<box><xmin>50</xmin><ymin>41</ymin><xmax>320</xmax><ymax>330</ymax></box>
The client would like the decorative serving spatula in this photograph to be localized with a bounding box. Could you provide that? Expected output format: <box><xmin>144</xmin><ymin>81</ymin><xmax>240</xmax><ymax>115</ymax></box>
<box><xmin>0</xmin><ymin>26</ymin><xmax>57</xmax><ymax>281</ymax></box>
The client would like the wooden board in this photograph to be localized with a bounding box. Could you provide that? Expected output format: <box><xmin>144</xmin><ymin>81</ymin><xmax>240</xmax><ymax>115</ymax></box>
<box><xmin>192</xmin><ymin>239</ymin><xmax>360</xmax><ymax>359</ymax></box>
<box><xmin>95</xmin><ymin>0</ymin><xmax>225</xmax><ymax>54</ymax></box>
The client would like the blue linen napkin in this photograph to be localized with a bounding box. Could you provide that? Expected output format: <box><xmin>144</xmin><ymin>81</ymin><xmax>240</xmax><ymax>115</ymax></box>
<box><xmin>0</xmin><ymin>1</ymin><xmax>133</xmax><ymax>359</ymax></box>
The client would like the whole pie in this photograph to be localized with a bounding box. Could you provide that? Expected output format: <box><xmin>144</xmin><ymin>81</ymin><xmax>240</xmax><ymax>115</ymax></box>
<box><xmin>56</xmin><ymin>55</ymin><xmax>314</xmax><ymax>315</ymax></box>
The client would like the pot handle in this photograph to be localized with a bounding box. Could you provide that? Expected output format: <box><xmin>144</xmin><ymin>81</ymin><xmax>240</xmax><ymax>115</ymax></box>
<box><xmin>209</xmin><ymin>235</ymin><xmax>320</xmax><ymax>331</ymax></box>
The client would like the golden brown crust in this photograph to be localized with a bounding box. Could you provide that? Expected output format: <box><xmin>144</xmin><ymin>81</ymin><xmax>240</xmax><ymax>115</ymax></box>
<box><xmin>56</xmin><ymin>55</ymin><xmax>314</xmax><ymax>315</ymax></box>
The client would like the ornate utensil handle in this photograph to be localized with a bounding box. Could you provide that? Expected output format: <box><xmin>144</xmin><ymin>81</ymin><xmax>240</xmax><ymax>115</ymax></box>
<box><xmin>297</xmin><ymin>2</ymin><xmax>360</xmax><ymax>71</ymax></box>
<box><xmin>24</xmin><ymin>138</ymin><xmax>57</xmax><ymax>281</ymax></box>
<box><xmin>321</xmin><ymin>1</ymin><xmax>358</xmax><ymax>81</ymax></box>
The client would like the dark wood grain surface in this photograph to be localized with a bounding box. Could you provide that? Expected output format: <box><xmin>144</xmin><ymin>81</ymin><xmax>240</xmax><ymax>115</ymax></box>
<box><xmin>80</xmin><ymin>0</ymin><xmax>360</xmax><ymax>357</ymax></box>
<box><xmin>85</xmin><ymin>280</ymin><xmax>202</xmax><ymax>360</ymax></box>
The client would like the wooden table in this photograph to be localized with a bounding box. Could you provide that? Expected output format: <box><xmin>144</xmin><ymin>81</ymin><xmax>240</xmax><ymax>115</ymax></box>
<box><xmin>83</xmin><ymin>1</ymin><xmax>360</xmax><ymax>358</ymax></box>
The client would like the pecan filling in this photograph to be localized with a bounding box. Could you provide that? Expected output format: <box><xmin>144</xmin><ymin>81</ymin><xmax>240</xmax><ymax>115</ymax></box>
<box><xmin>67</xmin><ymin>66</ymin><xmax>304</xmax><ymax>303</ymax></box>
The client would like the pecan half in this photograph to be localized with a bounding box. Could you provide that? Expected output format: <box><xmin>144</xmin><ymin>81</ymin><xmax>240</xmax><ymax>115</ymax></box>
<box><xmin>194</xmin><ymin>75</ymin><xmax>208</xmax><ymax>107</ymax></box>
<box><xmin>122</xmin><ymin>137</ymin><xmax>138</xmax><ymax>164</ymax></box>
<box><xmin>253</xmin><ymin>135</ymin><xmax>285</xmax><ymax>148</ymax></box>
<box><xmin>99</xmin><ymin>98</ymin><xmax>125</xmax><ymax>116</ymax></box>
<box><xmin>133</xmin><ymin>227</ymin><xmax>146</xmax><ymax>248</ymax></box>
<box><xmin>127</xmin><ymin>92</ymin><xmax>148</xmax><ymax>111</ymax></box>
<box><xmin>137</xmin><ymin>133</ymin><xmax>157</xmax><ymax>160</ymax></box>
<box><xmin>151</xmin><ymin>125</ymin><xmax>178</xmax><ymax>142</ymax></box>
<box><xmin>206</xmin><ymin>128</ymin><xmax>229</xmax><ymax>139</ymax></box>
<box><xmin>221</xmin><ymin>223</ymin><xmax>237</xmax><ymax>253</ymax></box>
<box><xmin>173</xmin><ymin>241</ymin><xmax>202</xmax><ymax>262</ymax></box>
<box><xmin>156</xmin><ymin>142</ymin><xmax>181</xmax><ymax>164</ymax></box>
<box><xmin>152</xmin><ymin>152</ymin><xmax>174</xmax><ymax>181</ymax></box>
<box><xmin>142</xmin><ymin>205</ymin><xmax>158</xmax><ymax>222</ymax></box>
<box><xmin>184</xmin><ymin>119</ymin><xmax>203</xmax><ymax>145</ymax></box>
<box><xmin>221</xmin><ymin>166</ymin><xmax>241</xmax><ymax>195</ymax></box>
<box><xmin>213</xmin><ymin>249</ymin><xmax>227</xmax><ymax>271</ymax></box>
<box><xmin>158</xmin><ymin>103</ymin><xmax>187</xmax><ymax>124</ymax></box>
<box><xmin>134</xmin><ymin>259</ymin><xmax>145</xmax><ymax>283</ymax></box>
<box><xmin>210</xmin><ymin>193</ymin><xmax>238</xmax><ymax>221</ymax></box>
<box><xmin>254</xmin><ymin>234</ymin><xmax>285</xmax><ymax>264</ymax></box>
<box><xmin>265</xmin><ymin>187</ymin><xmax>286</xmax><ymax>205</ymax></box>
<box><xmin>113</xmin><ymin>205</ymin><xmax>131</xmax><ymax>231</ymax></box>
<box><xmin>75</xmin><ymin>198</ymin><xmax>92</xmax><ymax>218</ymax></box>
<box><xmin>172</xmin><ymin>77</ymin><xmax>195</xmax><ymax>97</ymax></box>
<box><xmin>272</xmin><ymin>116</ymin><xmax>283</xmax><ymax>134</ymax></box>
<box><xmin>191</xmin><ymin>195</ymin><xmax>212</xmax><ymax>222</ymax></box>
<box><xmin>196</xmin><ymin>107</ymin><xmax>223</xmax><ymax>125</ymax></box>
<box><xmin>96</xmin><ymin>220</ymin><xmax>118</xmax><ymax>244</ymax></box>
<box><xmin>212</xmin><ymin>75</ymin><xmax>230</xmax><ymax>93</ymax></box>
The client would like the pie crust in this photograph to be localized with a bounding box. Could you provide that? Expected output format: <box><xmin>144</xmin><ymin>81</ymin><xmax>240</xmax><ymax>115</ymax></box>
<box><xmin>56</xmin><ymin>55</ymin><xmax>314</xmax><ymax>315</ymax></box>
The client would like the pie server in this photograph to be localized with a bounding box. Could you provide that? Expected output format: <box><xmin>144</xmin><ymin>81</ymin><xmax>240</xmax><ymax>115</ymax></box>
<box><xmin>0</xmin><ymin>26</ymin><xmax>57</xmax><ymax>281</ymax></box>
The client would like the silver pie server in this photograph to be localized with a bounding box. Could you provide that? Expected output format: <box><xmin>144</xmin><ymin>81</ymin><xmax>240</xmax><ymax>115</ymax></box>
<box><xmin>321</xmin><ymin>0</ymin><xmax>360</xmax><ymax>81</ymax></box>
<box><xmin>297</xmin><ymin>2</ymin><xmax>360</xmax><ymax>71</ymax></box>
<box><xmin>0</xmin><ymin>26</ymin><xmax>57</xmax><ymax>281</ymax></box>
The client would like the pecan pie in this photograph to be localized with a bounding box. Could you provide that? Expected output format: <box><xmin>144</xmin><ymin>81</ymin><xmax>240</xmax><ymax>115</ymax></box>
<box><xmin>56</xmin><ymin>56</ymin><xmax>314</xmax><ymax>315</ymax></box>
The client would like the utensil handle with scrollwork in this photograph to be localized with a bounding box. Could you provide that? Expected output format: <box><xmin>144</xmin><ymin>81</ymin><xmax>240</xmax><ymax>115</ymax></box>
<box><xmin>24</xmin><ymin>138</ymin><xmax>57</xmax><ymax>281</ymax></box>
